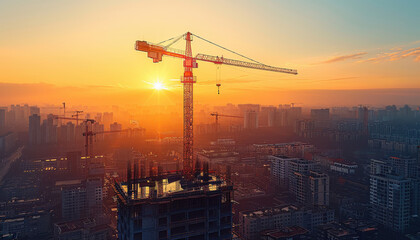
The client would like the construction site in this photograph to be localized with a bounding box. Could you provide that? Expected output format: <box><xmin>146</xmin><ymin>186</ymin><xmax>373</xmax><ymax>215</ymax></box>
<box><xmin>109</xmin><ymin>32</ymin><xmax>297</xmax><ymax>240</ymax></box>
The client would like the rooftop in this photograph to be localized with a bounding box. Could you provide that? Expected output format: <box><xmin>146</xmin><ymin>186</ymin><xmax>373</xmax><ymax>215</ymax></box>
<box><xmin>114</xmin><ymin>172</ymin><xmax>232</xmax><ymax>203</ymax></box>
<box><xmin>253</xmin><ymin>142</ymin><xmax>312</xmax><ymax>147</ymax></box>
<box><xmin>241</xmin><ymin>205</ymin><xmax>332</xmax><ymax>219</ymax></box>
<box><xmin>261</xmin><ymin>226</ymin><xmax>308</xmax><ymax>239</ymax></box>
<box><xmin>241</xmin><ymin>205</ymin><xmax>299</xmax><ymax>218</ymax></box>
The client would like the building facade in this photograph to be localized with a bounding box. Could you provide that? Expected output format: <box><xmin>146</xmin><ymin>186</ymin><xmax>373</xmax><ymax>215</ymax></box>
<box><xmin>114</xmin><ymin>172</ymin><xmax>233</xmax><ymax>240</ymax></box>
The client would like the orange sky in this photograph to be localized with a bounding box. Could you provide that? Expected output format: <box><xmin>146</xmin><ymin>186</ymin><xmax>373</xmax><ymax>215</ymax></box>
<box><xmin>0</xmin><ymin>0</ymin><xmax>419</xmax><ymax>107</ymax></box>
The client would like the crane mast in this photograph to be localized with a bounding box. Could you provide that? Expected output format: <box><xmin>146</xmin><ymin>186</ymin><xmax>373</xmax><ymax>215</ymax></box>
<box><xmin>182</xmin><ymin>32</ymin><xmax>195</xmax><ymax>176</ymax></box>
<box><xmin>135</xmin><ymin>32</ymin><xmax>297</xmax><ymax>177</ymax></box>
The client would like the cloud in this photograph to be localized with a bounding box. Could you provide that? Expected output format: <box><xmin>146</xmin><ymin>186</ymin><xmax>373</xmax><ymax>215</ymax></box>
<box><xmin>360</xmin><ymin>47</ymin><xmax>420</xmax><ymax>63</ymax></box>
<box><xmin>304</xmin><ymin>77</ymin><xmax>359</xmax><ymax>83</ymax></box>
<box><xmin>318</xmin><ymin>52</ymin><xmax>367</xmax><ymax>64</ymax></box>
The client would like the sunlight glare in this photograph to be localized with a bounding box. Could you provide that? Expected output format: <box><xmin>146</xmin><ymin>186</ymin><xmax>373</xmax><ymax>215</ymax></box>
<box><xmin>153</xmin><ymin>82</ymin><xmax>165</xmax><ymax>90</ymax></box>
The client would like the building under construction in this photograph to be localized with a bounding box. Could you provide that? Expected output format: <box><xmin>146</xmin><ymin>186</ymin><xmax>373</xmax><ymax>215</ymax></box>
<box><xmin>113</xmin><ymin>31</ymin><xmax>296</xmax><ymax>240</ymax></box>
<box><xmin>114</xmin><ymin>160</ymin><xmax>233</xmax><ymax>240</ymax></box>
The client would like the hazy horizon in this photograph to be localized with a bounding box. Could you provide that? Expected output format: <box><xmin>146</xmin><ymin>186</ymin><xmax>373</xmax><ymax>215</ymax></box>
<box><xmin>1</xmin><ymin>81</ymin><xmax>420</xmax><ymax>108</ymax></box>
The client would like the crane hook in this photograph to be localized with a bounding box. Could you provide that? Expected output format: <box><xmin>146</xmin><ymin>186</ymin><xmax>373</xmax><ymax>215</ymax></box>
<box><xmin>216</xmin><ymin>64</ymin><xmax>221</xmax><ymax>94</ymax></box>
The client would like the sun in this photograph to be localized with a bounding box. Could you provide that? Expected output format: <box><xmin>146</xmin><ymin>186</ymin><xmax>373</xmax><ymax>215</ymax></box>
<box><xmin>144</xmin><ymin>79</ymin><xmax>169</xmax><ymax>91</ymax></box>
<box><xmin>153</xmin><ymin>81</ymin><xmax>165</xmax><ymax>90</ymax></box>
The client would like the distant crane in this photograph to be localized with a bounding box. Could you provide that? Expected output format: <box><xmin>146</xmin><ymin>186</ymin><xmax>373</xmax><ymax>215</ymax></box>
<box><xmin>135</xmin><ymin>32</ymin><xmax>297</xmax><ymax>175</ymax></box>
<box><xmin>62</xmin><ymin>102</ymin><xmax>66</xmax><ymax>118</ymax></box>
<box><xmin>210</xmin><ymin>112</ymin><xmax>243</xmax><ymax>135</ymax></box>
<box><xmin>83</xmin><ymin>129</ymin><xmax>131</xmax><ymax>157</ymax></box>
<box><xmin>53</xmin><ymin>116</ymin><xmax>95</xmax><ymax>157</ymax></box>
<box><xmin>290</xmin><ymin>102</ymin><xmax>302</xmax><ymax>108</ymax></box>
<box><xmin>71</xmin><ymin>111</ymin><xmax>84</xmax><ymax>125</ymax></box>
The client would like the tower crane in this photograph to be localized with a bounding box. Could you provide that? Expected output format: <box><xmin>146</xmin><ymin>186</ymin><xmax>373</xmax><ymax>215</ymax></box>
<box><xmin>83</xmin><ymin>129</ymin><xmax>131</xmax><ymax>157</ymax></box>
<box><xmin>71</xmin><ymin>111</ymin><xmax>84</xmax><ymax>125</ymax></box>
<box><xmin>290</xmin><ymin>102</ymin><xmax>302</xmax><ymax>108</ymax></box>
<box><xmin>53</xmin><ymin>116</ymin><xmax>95</xmax><ymax>157</ymax></box>
<box><xmin>210</xmin><ymin>112</ymin><xmax>243</xmax><ymax>135</ymax></box>
<box><xmin>135</xmin><ymin>32</ymin><xmax>297</xmax><ymax>176</ymax></box>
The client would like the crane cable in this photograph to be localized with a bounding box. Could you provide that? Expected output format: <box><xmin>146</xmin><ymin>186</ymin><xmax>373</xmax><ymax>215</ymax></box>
<box><xmin>164</xmin><ymin>34</ymin><xmax>186</xmax><ymax>49</ymax></box>
<box><xmin>191</xmin><ymin>33</ymin><xmax>263</xmax><ymax>65</ymax></box>
<box><xmin>156</xmin><ymin>33</ymin><xmax>185</xmax><ymax>46</ymax></box>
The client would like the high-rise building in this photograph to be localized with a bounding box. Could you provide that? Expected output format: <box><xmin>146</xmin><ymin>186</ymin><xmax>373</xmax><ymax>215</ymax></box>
<box><xmin>244</xmin><ymin>110</ymin><xmax>258</xmax><ymax>129</ymax></box>
<box><xmin>93</xmin><ymin>122</ymin><xmax>105</xmax><ymax>141</ymax></box>
<box><xmin>66</xmin><ymin>122</ymin><xmax>75</xmax><ymax>143</ymax></box>
<box><xmin>29</xmin><ymin>106</ymin><xmax>40</xmax><ymax>116</ymax></box>
<box><xmin>86</xmin><ymin>177</ymin><xmax>103</xmax><ymax>216</ymax></box>
<box><xmin>103</xmin><ymin>112</ymin><xmax>113</xmax><ymax>130</ymax></box>
<box><xmin>67</xmin><ymin>151</ymin><xmax>83</xmax><ymax>176</ymax></box>
<box><xmin>308</xmin><ymin>172</ymin><xmax>329</xmax><ymax>207</ymax></box>
<box><xmin>57</xmin><ymin>177</ymin><xmax>104</xmax><ymax>221</ymax></box>
<box><xmin>41</xmin><ymin>115</ymin><xmax>57</xmax><ymax>144</ymax></box>
<box><xmin>110</xmin><ymin>122</ymin><xmax>122</xmax><ymax>131</ymax></box>
<box><xmin>28</xmin><ymin>114</ymin><xmax>41</xmax><ymax>145</ymax></box>
<box><xmin>369</xmin><ymin>157</ymin><xmax>420</xmax><ymax>232</ymax></box>
<box><xmin>58</xmin><ymin>179</ymin><xmax>87</xmax><ymax>221</ymax></box>
<box><xmin>269</xmin><ymin>155</ymin><xmax>299</xmax><ymax>188</ymax></box>
<box><xmin>260</xmin><ymin>106</ymin><xmax>276</xmax><ymax>127</ymax></box>
<box><xmin>114</xmin><ymin>169</ymin><xmax>233</xmax><ymax>240</ymax></box>
<box><xmin>288</xmin><ymin>159</ymin><xmax>328</xmax><ymax>207</ymax></box>
<box><xmin>0</xmin><ymin>108</ymin><xmax>6</xmax><ymax>132</ymax></box>
<box><xmin>311</xmin><ymin>109</ymin><xmax>330</xmax><ymax>121</ymax></box>
<box><xmin>289</xmin><ymin>159</ymin><xmax>319</xmax><ymax>177</ymax></box>
<box><xmin>94</xmin><ymin>113</ymin><xmax>102</xmax><ymax>124</ymax></box>
<box><xmin>370</xmin><ymin>174</ymin><xmax>411</xmax><ymax>232</ymax></box>
<box><xmin>276</xmin><ymin>106</ymin><xmax>302</xmax><ymax>128</ymax></box>
<box><xmin>311</xmin><ymin>108</ymin><xmax>330</xmax><ymax>129</ymax></box>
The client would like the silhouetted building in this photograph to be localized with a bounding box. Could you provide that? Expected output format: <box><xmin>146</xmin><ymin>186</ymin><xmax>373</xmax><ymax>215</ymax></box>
<box><xmin>0</xmin><ymin>132</ymin><xmax>17</xmax><ymax>158</ymax></box>
<box><xmin>311</xmin><ymin>109</ymin><xmax>330</xmax><ymax>121</ymax></box>
<box><xmin>244</xmin><ymin>110</ymin><xmax>258</xmax><ymax>129</ymax></box>
<box><xmin>102</xmin><ymin>112</ymin><xmax>113</xmax><ymax>130</ymax></box>
<box><xmin>110</xmin><ymin>122</ymin><xmax>122</xmax><ymax>132</ymax></box>
<box><xmin>67</xmin><ymin>151</ymin><xmax>83</xmax><ymax>176</ymax></box>
<box><xmin>311</xmin><ymin>108</ymin><xmax>330</xmax><ymax>129</ymax></box>
<box><xmin>28</xmin><ymin>114</ymin><xmax>41</xmax><ymax>145</ymax></box>
<box><xmin>0</xmin><ymin>108</ymin><xmax>6</xmax><ymax>132</ymax></box>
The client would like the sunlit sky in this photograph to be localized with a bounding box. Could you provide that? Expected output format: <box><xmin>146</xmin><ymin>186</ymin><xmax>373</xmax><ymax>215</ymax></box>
<box><xmin>0</xmin><ymin>0</ymin><xmax>419</xmax><ymax>106</ymax></box>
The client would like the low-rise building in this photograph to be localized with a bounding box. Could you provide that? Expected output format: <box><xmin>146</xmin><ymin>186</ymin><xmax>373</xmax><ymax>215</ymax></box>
<box><xmin>260</xmin><ymin>226</ymin><xmax>310</xmax><ymax>240</ymax></box>
<box><xmin>330</xmin><ymin>162</ymin><xmax>358</xmax><ymax>175</ymax></box>
<box><xmin>54</xmin><ymin>217</ymin><xmax>111</xmax><ymax>240</ymax></box>
<box><xmin>238</xmin><ymin>205</ymin><xmax>334</xmax><ymax>240</ymax></box>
